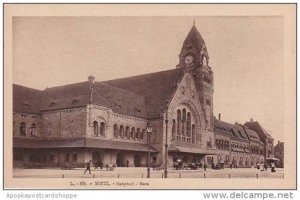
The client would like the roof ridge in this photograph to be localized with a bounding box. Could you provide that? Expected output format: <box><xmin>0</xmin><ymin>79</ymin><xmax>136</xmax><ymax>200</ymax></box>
<box><xmin>102</xmin><ymin>68</ymin><xmax>180</xmax><ymax>83</ymax></box>
<box><xmin>13</xmin><ymin>83</ymin><xmax>43</xmax><ymax>92</ymax></box>
<box><xmin>96</xmin><ymin>82</ymin><xmax>145</xmax><ymax>98</ymax></box>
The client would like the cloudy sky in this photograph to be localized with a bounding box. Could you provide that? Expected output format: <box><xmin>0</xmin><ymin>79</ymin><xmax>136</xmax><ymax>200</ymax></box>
<box><xmin>13</xmin><ymin>16</ymin><xmax>284</xmax><ymax>142</ymax></box>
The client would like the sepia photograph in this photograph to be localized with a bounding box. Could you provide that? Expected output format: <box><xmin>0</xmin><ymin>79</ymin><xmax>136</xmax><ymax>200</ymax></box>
<box><xmin>3</xmin><ymin>4</ymin><xmax>296</xmax><ymax>189</ymax></box>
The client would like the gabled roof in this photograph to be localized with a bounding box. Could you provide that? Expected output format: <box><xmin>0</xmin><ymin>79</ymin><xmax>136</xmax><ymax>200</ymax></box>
<box><xmin>103</xmin><ymin>68</ymin><xmax>183</xmax><ymax>118</ymax></box>
<box><xmin>274</xmin><ymin>141</ymin><xmax>284</xmax><ymax>152</ymax></box>
<box><xmin>244</xmin><ymin>121</ymin><xmax>274</xmax><ymax>142</ymax></box>
<box><xmin>180</xmin><ymin>25</ymin><xmax>206</xmax><ymax>54</ymax></box>
<box><xmin>13</xmin><ymin>84</ymin><xmax>43</xmax><ymax>114</ymax></box>
<box><xmin>214</xmin><ymin>118</ymin><xmax>249</xmax><ymax>142</ymax></box>
<box><xmin>13</xmin><ymin>68</ymin><xmax>183</xmax><ymax>119</ymax></box>
<box><xmin>240</xmin><ymin>124</ymin><xmax>262</xmax><ymax>143</ymax></box>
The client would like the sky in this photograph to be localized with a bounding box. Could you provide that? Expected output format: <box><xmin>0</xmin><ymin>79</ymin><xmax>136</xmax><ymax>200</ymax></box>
<box><xmin>13</xmin><ymin>16</ymin><xmax>284</xmax><ymax>143</ymax></box>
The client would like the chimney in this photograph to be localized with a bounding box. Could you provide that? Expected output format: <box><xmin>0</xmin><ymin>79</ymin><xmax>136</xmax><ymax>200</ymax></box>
<box><xmin>218</xmin><ymin>113</ymin><xmax>221</xmax><ymax>120</ymax></box>
<box><xmin>250</xmin><ymin>118</ymin><xmax>253</xmax><ymax>122</ymax></box>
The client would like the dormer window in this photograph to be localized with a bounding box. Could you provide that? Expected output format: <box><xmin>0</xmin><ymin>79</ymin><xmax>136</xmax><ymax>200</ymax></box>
<box><xmin>72</xmin><ymin>99</ymin><xmax>78</xmax><ymax>104</ymax></box>
<box><xmin>49</xmin><ymin>102</ymin><xmax>55</xmax><ymax>107</ymax></box>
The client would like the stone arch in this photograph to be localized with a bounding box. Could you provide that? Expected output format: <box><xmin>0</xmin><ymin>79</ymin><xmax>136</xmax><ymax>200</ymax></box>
<box><xmin>170</xmin><ymin>99</ymin><xmax>204</xmax><ymax>128</ymax></box>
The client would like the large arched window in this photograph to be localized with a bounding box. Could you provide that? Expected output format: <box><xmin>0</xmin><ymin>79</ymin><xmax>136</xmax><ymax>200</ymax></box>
<box><xmin>30</xmin><ymin>123</ymin><xmax>37</xmax><ymax>136</ymax></box>
<box><xmin>100</xmin><ymin>122</ymin><xmax>105</xmax><ymax>136</ymax></box>
<box><xmin>20</xmin><ymin>122</ymin><xmax>26</xmax><ymax>136</ymax></box>
<box><xmin>93</xmin><ymin>121</ymin><xmax>99</xmax><ymax>136</ymax></box>
<box><xmin>113</xmin><ymin>124</ymin><xmax>118</xmax><ymax>138</ymax></box>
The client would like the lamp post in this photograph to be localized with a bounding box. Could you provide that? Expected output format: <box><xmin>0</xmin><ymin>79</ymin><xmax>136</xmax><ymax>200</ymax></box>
<box><xmin>164</xmin><ymin>101</ymin><xmax>169</xmax><ymax>178</ymax></box>
<box><xmin>146</xmin><ymin>122</ymin><xmax>153</xmax><ymax>178</ymax></box>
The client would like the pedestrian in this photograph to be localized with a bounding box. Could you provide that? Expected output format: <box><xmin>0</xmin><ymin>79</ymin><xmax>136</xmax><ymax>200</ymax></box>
<box><xmin>271</xmin><ymin>163</ymin><xmax>276</xmax><ymax>173</ymax></box>
<box><xmin>84</xmin><ymin>160</ymin><xmax>92</xmax><ymax>175</ymax></box>
<box><xmin>126</xmin><ymin>160</ymin><xmax>129</xmax><ymax>168</ymax></box>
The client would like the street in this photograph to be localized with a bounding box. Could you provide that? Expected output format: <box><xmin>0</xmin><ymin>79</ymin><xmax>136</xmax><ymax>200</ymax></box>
<box><xmin>13</xmin><ymin>167</ymin><xmax>284</xmax><ymax>179</ymax></box>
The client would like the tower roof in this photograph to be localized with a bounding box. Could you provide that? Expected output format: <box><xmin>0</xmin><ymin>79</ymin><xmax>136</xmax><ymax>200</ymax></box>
<box><xmin>180</xmin><ymin>25</ymin><xmax>206</xmax><ymax>53</ymax></box>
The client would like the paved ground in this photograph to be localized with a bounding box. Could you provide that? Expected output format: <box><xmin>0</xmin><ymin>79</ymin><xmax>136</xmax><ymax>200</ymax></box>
<box><xmin>13</xmin><ymin>167</ymin><xmax>284</xmax><ymax>179</ymax></box>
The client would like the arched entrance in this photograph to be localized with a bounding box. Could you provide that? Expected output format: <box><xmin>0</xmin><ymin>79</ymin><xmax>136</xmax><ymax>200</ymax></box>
<box><xmin>92</xmin><ymin>151</ymin><xmax>103</xmax><ymax>168</ymax></box>
<box><xmin>116</xmin><ymin>152</ymin><xmax>125</xmax><ymax>167</ymax></box>
<box><xmin>134</xmin><ymin>154</ymin><xmax>141</xmax><ymax>167</ymax></box>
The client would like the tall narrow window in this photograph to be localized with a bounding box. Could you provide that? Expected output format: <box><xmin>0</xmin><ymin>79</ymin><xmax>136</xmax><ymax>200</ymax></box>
<box><xmin>119</xmin><ymin>125</ymin><xmax>124</xmax><ymax>138</ymax></box>
<box><xmin>20</xmin><ymin>122</ymin><xmax>26</xmax><ymax>136</ymax></box>
<box><xmin>131</xmin><ymin>127</ymin><xmax>135</xmax><ymax>139</ymax></box>
<box><xmin>93</xmin><ymin>121</ymin><xmax>99</xmax><ymax>136</ymax></box>
<box><xmin>114</xmin><ymin>124</ymin><xmax>118</xmax><ymax>138</ymax></box>
<box><xmin>136</xmin><ymin>128</ymin><xmax>141</xmax><ymax>140</ymax></box>
<box><xmin>125</xmin><ymin>126</ymin><xmax>130</xmax><ymax>139</ymax></box>
<box><xmin>30</xmin><ymin>123</ymin><xmax>37</xmax><ymax>136</ymax></box>
<box><xmin>141</xmin><ymin>129</ymin><xmax>146</xmax><ymax>141</ymax></box>
<box><xmin>177</xmin><ymin>109</ymin><xmax>181</xmax><ymax>136</ymax></box>
<box><xmin>172</xmin><ymin>119</ymin><xmax>176</xmax><ymax>139</ymax></box>
<box><xmin>192</xmin><ymin>124</ymin><xmax>196</xmax><ymax>143</ymax></box>
<box><xmin>182</xmin><ymin>109</ymin><xmax>186</xmax><ymax>136</ymax></box>
<box><xmin>100</xmin><ymin>122</ymin><xmax>105</xmax><ymax>136</ymax></box>
<box><xmin>187</xmin><ymin>112</ymin><xmax>191</xmax><ymax>137</ymax></box>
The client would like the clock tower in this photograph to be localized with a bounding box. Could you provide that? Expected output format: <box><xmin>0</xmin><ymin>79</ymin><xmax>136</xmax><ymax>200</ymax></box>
<box><xmin>177</xmin><ymin>24</ymin><xmax>214</xmax><ymax>130</ymax></box>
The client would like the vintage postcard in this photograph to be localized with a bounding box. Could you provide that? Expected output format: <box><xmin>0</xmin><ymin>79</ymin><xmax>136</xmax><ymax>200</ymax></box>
<box><xmin>3</xmin><ymin>4</ymin><xmax>296</xmax><ymax>189</ymax></box>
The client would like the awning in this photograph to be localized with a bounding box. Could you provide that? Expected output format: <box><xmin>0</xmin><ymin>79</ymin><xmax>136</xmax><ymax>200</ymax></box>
<box><xmin>13</xmin><ymin>138</ymin><xmax>85</xmax><ymax>148</ymax></box>
<box><xmin>13</xmin><ymin>137</ymin><xmax>157</xmax><ymax>152</ymax></box>
<box><xmin>169</xmin><ymin>145</ymin><xmax>218</xmax><ymax>155</ymax></box>
<box><xmin>86</xmin><ymin>138</ymin><xmax>157</xmax><ymax>152</ymax></box>
<box><xmin>266</xmin><ymin>157</ymin><xmax>280</xmax><ymax>161</ymax></box>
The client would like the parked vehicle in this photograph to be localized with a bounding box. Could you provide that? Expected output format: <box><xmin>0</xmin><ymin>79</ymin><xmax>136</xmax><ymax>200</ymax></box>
<box><xmin>24</xmin><ymin>162</ymin><xmax>43</xmax><ymax>169</ymax></box>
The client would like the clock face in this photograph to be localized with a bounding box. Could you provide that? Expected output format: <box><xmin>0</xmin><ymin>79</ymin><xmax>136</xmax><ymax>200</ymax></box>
<box><xmin>202</xmin><ymin>56</ymin><xmax>208</xmax><ymax>66</ymax></box>
<box><xmin>184</xmin><ymin>55</ymin><xmax>194</xmax><ymax>65</ymax></box>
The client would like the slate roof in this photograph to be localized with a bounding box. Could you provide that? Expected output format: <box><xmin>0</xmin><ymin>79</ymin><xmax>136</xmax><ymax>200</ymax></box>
<box><xmin>180</xmin><ymin>25</ymin><xmax>206</xmax><ymax>53</ymax></box>
<box><xmin>103</xmin><ymin>68</ymin><xmax>183</xmax><ymax>118</ymax></box>
<box><xmin>274</xmin><ymin>141</ymin><xmax>284</xmax><ymax>152</ymax></box>
<box><xmin>244</xmin><ymin>121</ymin><xmax>274</xmax><ymax>142</ymax></box>
<box><xmin>214</xmin><ymin>118</ymin><xmax>249</xmax><ymax>142</ymax></box>
<box><xmin>13</xmin><ymin>68</ymin><xmax>183</xmax><ymax>119</ymax></box>
<box><xmin>13</xmin><ymin>84</ymin><xmax>43</xmax><ymax>114</ymax></box>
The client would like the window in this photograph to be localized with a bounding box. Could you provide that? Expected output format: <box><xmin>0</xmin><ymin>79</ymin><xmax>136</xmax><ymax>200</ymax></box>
<box><xmin>49</xmin><ymin>154</ymin><xmax>54</xmax><ymax>162</ymax></box>
<box><xmin>114</xmin><ymin>124</ymin><xmax>118</xmax><ymax>138</ymax></box>
<box><xmin>172</xmin><ymin>119</ymin><xmax>176</xmax><ymax>139</ymax></box>
<box><xmin>125</xmin><ymin>126</ymin><xmax>130</xmax><ymax>139</ymax></box>
<box><xmin>65</xmin><ymin>154</ymin><xmax>70</xmax><ymax>162</ymax></box>
<box><xmin>72</xmin><ymin>153</ymin><xmax>77</xmax><ymax>162</ymax></box>
<box><xmin>100</xmin><ymin>122</ymin><xmax>105</xmax><ymax>136</ymax></box>
<box><xmin>72</xmin><ymin>99</ymin><xmax>78</xmax><ymax>104</ymax></box>
<box><xmin>131</xmin><ymin>127</ymin><xmax>135</xmax><ymax>139</ymax></box>
<box><xmin>177</xmin><ymin>109</ymin><xmax>181</xmax><ymax>135</ymax></box>
<box><xmin>119</xmin><ymin>125</ymin><xmax>124</xmax><ymax>138</ymax></box>
<box><xmin>206</xmin><ymin>99</ymin><xmax>211</xmax><ymax>106</ymax></box>
<box><xmin>141</xmin><ymin>129</ymin><xmax>146</xmax><ymax>141</ymax></box>
<box><xmin>20</xmin><ymin>122</ymin><xmax>26</xmax><ymax>136</ymax></box>
<box><xmin>136</xmin><ymin>128</ymin><xmax>141</xmax><ymax>140</ymax></box>
<box><xmin>30</xmin><ymin>123</ymin><xmax>37</xmax><ymax>136</ymax></box>
<box><xmin>93</xmin><ymin>121</ymin><xmax>99</xmax><ymax>136</ymax></box>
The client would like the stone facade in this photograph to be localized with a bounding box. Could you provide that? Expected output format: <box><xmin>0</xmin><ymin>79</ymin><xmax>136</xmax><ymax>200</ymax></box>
<box><xmin>13</xmin><ymin>25</ymin><xmax>275</xmax><ymax>169</ymax></box>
